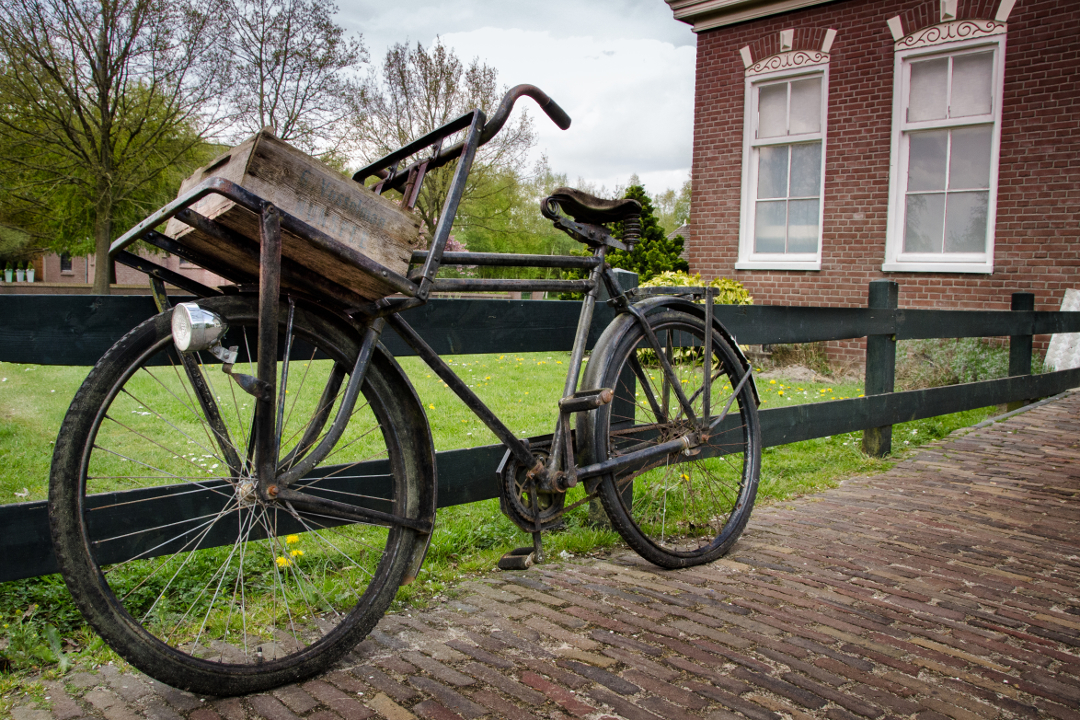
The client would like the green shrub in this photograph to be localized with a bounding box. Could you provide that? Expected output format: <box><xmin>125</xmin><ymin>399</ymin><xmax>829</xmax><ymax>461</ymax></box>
<box><xmin>639</xmin><ymin>271</ymin><xmax>753</xmax><ymax>305</ymax></box>
<box><xmin>895</xmin><ymin>337</ymin><xmax>1045</xmax><ymax>391</ymax></box>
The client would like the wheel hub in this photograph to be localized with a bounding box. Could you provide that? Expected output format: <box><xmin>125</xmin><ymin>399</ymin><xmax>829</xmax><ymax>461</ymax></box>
<box><xmin>236</xmin><ymin>479</ymin><xmax>259</xmax><ymax>506</ymax></box>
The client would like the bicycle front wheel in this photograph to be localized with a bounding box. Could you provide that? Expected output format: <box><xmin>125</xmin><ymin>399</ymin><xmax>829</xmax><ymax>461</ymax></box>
<box><xmin>49</xmin><ymin>295</ymin><xmax>430</xmax><ymax>695</ymax></box>
<box><xmin>579</xmin><ymin>309</ymin><xmax>761</xmax><ymax>568</ymax></box>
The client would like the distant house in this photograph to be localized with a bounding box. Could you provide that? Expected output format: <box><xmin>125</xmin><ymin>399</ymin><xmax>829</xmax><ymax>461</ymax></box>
<box><xmin>670</xmin><ymin>223</ymin><xmax>692</xmax><ymax>264</ymax></box>
<box><xmin>665</xmin><ymin>0</ymin><xmax>1079</xmax><ymax>360</ymax></box>
<box><xmin>39</xmin><ymin>251</ymin><xmax>228</xmax><ymax>289</ymax></box>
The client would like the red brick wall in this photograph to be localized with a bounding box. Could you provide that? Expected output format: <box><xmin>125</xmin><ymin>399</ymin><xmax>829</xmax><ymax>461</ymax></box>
<box><xmin>690</xmin><ymin>0</ymin><xmax>1080</xmax><ymax>363</ymax></box>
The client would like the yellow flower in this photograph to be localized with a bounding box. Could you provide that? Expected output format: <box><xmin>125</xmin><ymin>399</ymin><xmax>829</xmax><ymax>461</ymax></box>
<box><xmin>286</xmin><ymin>534</ymin><xmax>299</xmax><ymax>544</ymax></box>
<box><xmin>428</xmin><ymin>404</ymin><xmax>435</xmax><ymax>409</ymax></box>
<box><xmin>778</xmin><ymin>390</ymin><xmax>784</xmax><ymax>396</ymax></box>
<box><xmin>276</xmin><ymin>556</ymin><xmax>290</xmax><ymax>567</ymax></box>
<box><xmin>290</xmin><ymin>549</ymin><xmax>304</xmax><ymax>557</ymax></box>
<box><xmin>556</xmin><ymin>361</ymin><xmax>563</xmax><ymax>364</ymax></box>
<box><xmin>769</xmin><ymin>379</ymin><xmax>776</xmax><ymax>385</ymax></box>
<box><xmin>485</xmin><ymin>376</ymin><xmax>491</xmax><ymax>380</ymax></box>
<box><xmin>680</xmin><ymin>474</ymin><xmax>689</xmax><ymax>480</ymax></box>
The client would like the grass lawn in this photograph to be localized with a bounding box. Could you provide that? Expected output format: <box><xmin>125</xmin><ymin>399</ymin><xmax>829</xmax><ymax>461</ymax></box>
<box><xmin>0</xmin><ymin>351</ymin><xmax>1000</xmax><ymax>683</ymax></box>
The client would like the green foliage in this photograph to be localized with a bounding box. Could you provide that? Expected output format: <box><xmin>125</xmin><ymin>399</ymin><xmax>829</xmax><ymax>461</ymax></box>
<box><xmin>640</xmin><ymin>271</ymin><xmax>753</xmax><ymax>305</ymax></box>
<box><xmin>896</xmin><ymin>337</ymin><xmax>1045</xmax><ymax>391</ymax></box>
<box><xmin>453</xmin><ymin>159</ymin><xmax>577</xmax><ymax>279</ymax></box>
<box><xmin>653</xmin><ymin>176</ymin><xmax>691</xmax><ymax>237</ymax></box>
<box><xmin>607</xmin><ymin>185</ymin><xmax>689</xmax><ymax>282</ymax></box>
<box><xmin>0</xmin><ymin>575</ymin><xmax>84</xmax><ymax>673</ymax></box>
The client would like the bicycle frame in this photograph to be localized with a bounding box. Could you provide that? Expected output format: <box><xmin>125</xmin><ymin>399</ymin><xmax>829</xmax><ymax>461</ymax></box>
<box><xmin>104</xmin><ymin>84</ymin><xmax>756</xmax><ymax>548</ymax></box>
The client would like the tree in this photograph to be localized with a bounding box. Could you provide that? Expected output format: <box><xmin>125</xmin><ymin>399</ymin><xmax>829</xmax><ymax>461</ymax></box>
<box><xmin>0</xmin><ymin>0</ymin><xmax>227</xmax><ymax>293</ymax></box>
<box><xmin>225</xmin><ymin>0</ymin><xmax>367</xmax><ymax>160</ymax></box>
<box><xmin>654</xmin><ymin>175</ymin><xmax>691</xmax><ymax>237</ymax></box>
<box><xmin>608</xmin><ymin>184</ymin><xmax>689</xmax><ymax>282</ymax></box>
<box><xmin>359</xmin><ymin>40</ymin><xmax>536</xmax><ymax>237</ymax></box>
<box><xmin>456</xmin><ymin>157</ymin><xmax>578</xmax><ymax>278</ymax></box>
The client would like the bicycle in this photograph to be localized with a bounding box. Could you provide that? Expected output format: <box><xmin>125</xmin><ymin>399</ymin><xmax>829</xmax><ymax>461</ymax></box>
<box><xmin>48</xmin><ymin>85</ymin><xmax>761</xmax><ymax>696</ymax></box>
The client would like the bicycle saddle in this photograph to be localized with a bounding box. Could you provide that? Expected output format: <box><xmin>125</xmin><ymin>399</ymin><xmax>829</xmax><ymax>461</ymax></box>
<box><xmin>545</xmin><ymin>187</ymin><xmax>641</xmax><ymax>224</ymax></box>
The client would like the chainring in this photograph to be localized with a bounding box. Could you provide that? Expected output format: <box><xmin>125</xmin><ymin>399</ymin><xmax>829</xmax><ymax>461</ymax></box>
<box><xmin>499</xmin><ymin>450</ymin><xmax>566</xmax><ymax>532</ymax></box>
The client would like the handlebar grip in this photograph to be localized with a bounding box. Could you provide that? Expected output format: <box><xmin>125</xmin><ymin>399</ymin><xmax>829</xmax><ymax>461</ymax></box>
<box><xmin>541</xmin><ymin>97</ymin><xmax>572</xmax><ymax>130</ymax></box>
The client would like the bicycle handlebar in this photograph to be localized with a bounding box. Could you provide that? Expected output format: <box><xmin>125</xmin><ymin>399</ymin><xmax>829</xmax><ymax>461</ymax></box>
<box><xmin>355</xmin><ymin>84</ymin><xmax>571</xmax><ymax>189</ymax></box>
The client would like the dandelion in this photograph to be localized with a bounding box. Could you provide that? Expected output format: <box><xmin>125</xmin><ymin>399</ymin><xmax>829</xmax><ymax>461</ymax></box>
<box><xmin>769</xmin><ymin>379</ymin><xmax>776</xmax><ymax>385</ymax></box>
<box><xmin>556</xmin><ymin>361</ymin><xmax>563</xmax><ymax>365</ymax></box>
<box><xmin>290</xmin><ymin>549</ymin><xmax>304</xmax><ymax>558</ymax></box>
<box><xmin>286</xmin><ymin>535</ymin><xmax>300</xmax><ymax>544</ymax></box>
<box><xmin>778</xmin><ymin>390</ymin><xmax>784</xmax><ymax>396</ymax></box>
<box><xmin>485</xmin><ymin>376</ymin><xmax>491</xmax><ymax>380</ymax></box>
<box><xmin>276</xmin><ymin>556</ymin><xmax>291</xmax><ymax>567</ymax></box>
<box><xmin>429</xmin><ymin>404</ymin><xmax>435</xmax><ymax>409</ymax></box>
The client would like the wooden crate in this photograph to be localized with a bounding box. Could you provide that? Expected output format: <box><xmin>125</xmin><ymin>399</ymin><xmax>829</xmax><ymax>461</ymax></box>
<box><xmin>164</xmin><ymin>130</ymin><xmax>421</xmax><ymax>301</ymax></box>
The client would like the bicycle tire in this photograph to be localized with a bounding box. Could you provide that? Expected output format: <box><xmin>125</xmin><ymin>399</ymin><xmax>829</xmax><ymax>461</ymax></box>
<box><xmin>578</xmin><ymin>309</ymin><xmax>761</xmax><ymax>568</ymax></box>
<box><xmin>49</xmin><ymin>295</ymin><xmax>431</xmax><ymax>695</ymax></box>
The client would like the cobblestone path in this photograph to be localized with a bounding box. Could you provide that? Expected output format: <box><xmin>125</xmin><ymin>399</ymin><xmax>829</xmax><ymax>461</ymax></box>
<box><xmin>11</xmin><ymin>392</ymin><xmax>1080</xmax><ymax>720</ymax></box>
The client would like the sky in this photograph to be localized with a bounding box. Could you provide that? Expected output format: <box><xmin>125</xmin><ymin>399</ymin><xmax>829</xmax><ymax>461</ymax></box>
<box><xmin>336</xmin><ymin>0</ymin><xmax>697</xmax><ymax>197</ymax></box>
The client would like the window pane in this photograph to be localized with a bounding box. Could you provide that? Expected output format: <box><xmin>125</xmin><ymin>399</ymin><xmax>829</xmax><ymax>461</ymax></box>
<box><xmin>789</xmin><ymin>142</ymin><xmax>822</xmax><ymax>198</ymax></box>
<box><xmin>948</xmin><ymin>126</ymin><xmax>992</xmax><ymax>190</ymax></box>
<box><xmin>951</xmin><ymin>52</ymin><xmax>993</xmax><ymax>117</ymax></box>
<box><xmin>754</xmin><ymin>201</ymin><xmax>787</xmax><ymax>253</ymax></box>
<box><xmin>904</xmin><ymin>193</ymin><xmax>945</xmax><ymax>253</ymax></box>
<box><xmin>907</xmin><ymin>130</ymin><xmax>948</xmax><ymax>191</ymax></box>
<box><xmin>758</xmin><ymin>83</ymin><xmax>787</xmax><ymax>138</ymax></box>
<box><xmin>789</xmin><ymin>77</ymin><xmax>821</xmax><ymax>134</ymax></box>
<box><xmin>787</xmin><ymin>199</ymin><xmax>819</xmax><ymax>253</ymax></box>
<box><xmin>757</xmin><ymin>145</ymin><xmax>789</xmax><ymax>199</ymax></box>
<box><xmin>944</xmin><ymin>191</ymin><xmax>989</xmax><ymax>252</ymax></box>
<box><xmin>908</xmin><ymin>58</ymin><xmax>948</xmax><ymax>122</ymax></box>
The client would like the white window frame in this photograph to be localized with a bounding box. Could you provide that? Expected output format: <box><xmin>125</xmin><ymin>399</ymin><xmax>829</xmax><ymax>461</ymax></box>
<box><xmin>736</xmin><ymin>62</ymin><xmax>829</xmax><ymax>271</ymax></box>
<box><xmin>883</xmin><ymin>34</ymin><xmax>1006</xmax><ymax>274</ymax></box>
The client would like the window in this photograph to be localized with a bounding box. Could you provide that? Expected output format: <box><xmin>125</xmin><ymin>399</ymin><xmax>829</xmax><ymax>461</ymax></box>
<box><xmin>60</xmin><ymin>253</ymin><xmax>73</xmax><ymax>274</ymax></box>
<box><xmin>738</xmin><ymin>67</ymin><xmax>828</xmax><ymax>270</ymax></box>
<box><xmin>884</xmin><ymin>36</ymin><xmax>1005</xmax><ymax>273</ymax></box>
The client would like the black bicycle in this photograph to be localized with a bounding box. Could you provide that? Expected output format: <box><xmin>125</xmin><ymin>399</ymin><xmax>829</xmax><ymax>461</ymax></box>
<box><xmin>48</xmin><ymin>85</ymin><xmax>761</xmax><ymax>695</ymax></box>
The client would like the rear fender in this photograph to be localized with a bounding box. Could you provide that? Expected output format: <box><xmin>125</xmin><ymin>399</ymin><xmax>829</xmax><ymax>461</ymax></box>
<box><xmin>594</xmin><ymin>296</ymin><xmax>760</xmax><ymax>406</ymax></box>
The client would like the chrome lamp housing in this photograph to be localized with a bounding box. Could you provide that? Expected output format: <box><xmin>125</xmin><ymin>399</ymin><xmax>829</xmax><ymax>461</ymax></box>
<box><xmin>171</xmin><ymin>302</ymin><xmax>228</xmax><ymax>352</ymax></box>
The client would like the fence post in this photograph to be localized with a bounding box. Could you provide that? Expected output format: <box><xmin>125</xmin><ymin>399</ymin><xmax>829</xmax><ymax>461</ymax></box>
<box><xmin>862</xmin><ymin>280</ymin><xmax>898</xmax><ymax>457</ymax></box>
<box><xmin>1007</xmin><ymin>292</ymin><xmax>1035</xmax><ymax>411</ymax></box>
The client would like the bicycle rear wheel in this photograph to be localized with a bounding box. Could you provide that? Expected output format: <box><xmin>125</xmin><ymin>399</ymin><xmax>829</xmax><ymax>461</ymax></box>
<box><xmin>49</xmin><ymin>295</ymin><xmax>431</xmax><ymax>695</ymax></box>
<box><xmin>579</xmin><ymin>309</ymin><xmax>761</xmax><ymax>568</ymax></box>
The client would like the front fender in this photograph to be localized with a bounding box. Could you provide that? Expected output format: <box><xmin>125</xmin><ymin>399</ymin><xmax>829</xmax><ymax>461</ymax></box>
<box><xmin>370</xmin><ymin>342</ymin><xmax>438</xmax><ymax>585</ymax></box>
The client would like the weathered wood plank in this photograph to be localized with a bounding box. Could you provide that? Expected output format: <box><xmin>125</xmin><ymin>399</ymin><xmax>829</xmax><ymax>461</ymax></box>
<box><xmin>0</xmin><ymin>297</ymin><xmax>620</xmax><ymax>366</ymax></box>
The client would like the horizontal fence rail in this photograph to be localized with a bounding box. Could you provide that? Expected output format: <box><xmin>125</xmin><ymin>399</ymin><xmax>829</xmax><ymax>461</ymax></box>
<box><xmin>2</xmin><ymin>284</ymin><xmax>1080</xmax><ymax>582</ymax></box>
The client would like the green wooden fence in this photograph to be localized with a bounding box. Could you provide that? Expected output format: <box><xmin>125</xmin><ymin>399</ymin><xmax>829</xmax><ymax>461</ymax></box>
<box><xmin>2</xmin><ymin>280</ymin><xmax>1079</xmax><ymax>582</ymax></box>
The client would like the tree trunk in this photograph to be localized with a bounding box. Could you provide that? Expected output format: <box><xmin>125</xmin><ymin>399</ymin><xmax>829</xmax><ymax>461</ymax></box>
<box><xmin>91</xmin><ymin>196</ymin><xmax>112</xmax><ymax>295</ymax></box>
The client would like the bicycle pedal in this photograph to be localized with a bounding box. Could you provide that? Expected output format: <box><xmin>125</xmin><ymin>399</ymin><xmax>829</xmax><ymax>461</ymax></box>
<box><xmin>558</xmin><ymin>388</ymin><xmax>614</xmax><ymax>414</ymax></box>
<box><xmin>497</xmin><ymin>547</ymin><xmax>536</xmax><ymax>571</ymax></box>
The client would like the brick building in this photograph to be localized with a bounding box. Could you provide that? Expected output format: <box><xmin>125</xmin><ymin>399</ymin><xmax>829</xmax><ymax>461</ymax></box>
<box><xmin>665</xmin><ymin>0</ymin><xmax>1078</xmax><ymax>360</ymax></box>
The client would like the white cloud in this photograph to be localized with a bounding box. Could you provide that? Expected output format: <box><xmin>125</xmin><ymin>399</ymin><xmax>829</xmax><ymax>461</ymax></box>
<box><xmin>337</xmin><ymin>0</ymin><xmax>696</xmax><ymax>196</ymax></box>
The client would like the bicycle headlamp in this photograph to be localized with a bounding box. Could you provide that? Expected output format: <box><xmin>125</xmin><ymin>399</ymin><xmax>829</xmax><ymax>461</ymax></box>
<box><xmin>171</xmin><ymin>302</ymin><xmax>227</xmax><ymax>353</ymax></box>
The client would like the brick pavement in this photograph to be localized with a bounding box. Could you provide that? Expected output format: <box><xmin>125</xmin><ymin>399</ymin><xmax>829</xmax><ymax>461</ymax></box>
<box><xmin>10</xmin><ymin>393</ymin><xmax>1080</xmax><ymax>720</ymax></box>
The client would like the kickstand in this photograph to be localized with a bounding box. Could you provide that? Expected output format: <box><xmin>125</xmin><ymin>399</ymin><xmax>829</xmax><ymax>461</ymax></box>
<box><xmin>498</xmin><ymin>477</ymin><xmax>546</xmax><ymax>571</ymax></box>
